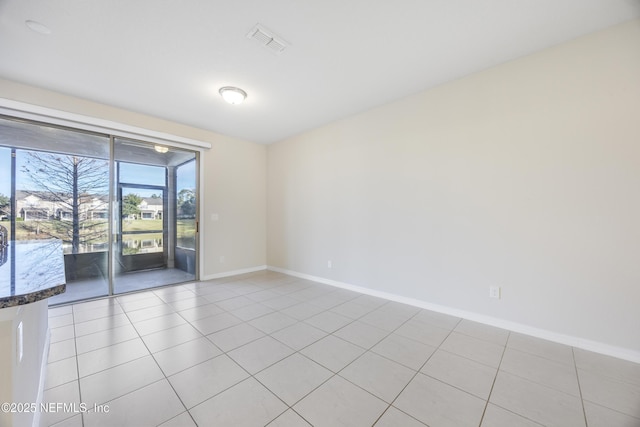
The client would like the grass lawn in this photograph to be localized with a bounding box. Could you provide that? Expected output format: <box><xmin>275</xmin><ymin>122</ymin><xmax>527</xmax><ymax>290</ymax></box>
<box><xmin>122</xmin><ymin>219</ymin><xmax>163</xmax><ymax>232</ymax></box>
<box><xmin>7</xmin><ymin>219</ymin><xmax>108</xmax><ymax>242</ymax></box>
<box><xmin>1</xmin><ymin>218</ymin><xmax>195</xmax><ymax>249</ymax></box>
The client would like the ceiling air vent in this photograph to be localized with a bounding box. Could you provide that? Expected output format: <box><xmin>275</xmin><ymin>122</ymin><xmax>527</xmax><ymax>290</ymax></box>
<box><xmin>247</xmin><ymin>24</ymin><xmax>288</xmax><ymax>54</ymax></box>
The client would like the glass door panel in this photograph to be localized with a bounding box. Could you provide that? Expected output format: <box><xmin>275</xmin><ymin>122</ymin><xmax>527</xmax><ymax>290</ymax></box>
<box><xmin>175</xmin><ymin>159</ymin><xmax>197</xmax><ymax>275</ymax></box>
<box><xmin>0</xmin><ymin>117</ymin><xmax>110</xmax><ymax>304</ymax></box>
<box><xmin>112</xmin><ymin>138</ymin><xmax>198</xmax><ymax>294</ymax></box>
<box><xmin>118</xmin><ymin>185</ymin><xmax>166</xmax><ymax>269</ymax></box>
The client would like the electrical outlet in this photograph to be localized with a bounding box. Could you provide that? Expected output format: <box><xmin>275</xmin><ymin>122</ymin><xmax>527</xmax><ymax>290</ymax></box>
<box><xmin>327</xmin><ymin>260</ymin><xmax>332</xmax><ymax>269</ymax></box>
<box><xmin>489</xmin><ymin>286</ymin><xmax>501</xmax><ymax>299</ymax></box>
<box><xmin>219</xmin><ymin>255</ymin><xmax>225</xmax><ymax>263</ymax></box>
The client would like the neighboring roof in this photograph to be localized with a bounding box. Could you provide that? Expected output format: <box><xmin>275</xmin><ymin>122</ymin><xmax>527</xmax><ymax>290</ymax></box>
<box><xmin>15</xmin><ymin>190</ymin><xmax>108</xmax><ymax>202</ymax></box>
<box><xmin>141</xmin><ymin>197</ymin><xmax>163</xmax><ymax>206</ymax></box>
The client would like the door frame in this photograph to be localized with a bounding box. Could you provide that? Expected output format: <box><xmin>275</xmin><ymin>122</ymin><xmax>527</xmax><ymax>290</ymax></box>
<box><xmin>116</xmin><ymin>183</ymin><xmax>167</xmax><ymax>275</ymax></box>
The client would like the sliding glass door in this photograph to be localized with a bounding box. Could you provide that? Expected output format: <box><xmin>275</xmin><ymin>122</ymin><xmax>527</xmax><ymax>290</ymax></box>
<box><xmin>0</xmin><ymin>116</ymin><xmax>199</xmax><ymax>304</ymax></box>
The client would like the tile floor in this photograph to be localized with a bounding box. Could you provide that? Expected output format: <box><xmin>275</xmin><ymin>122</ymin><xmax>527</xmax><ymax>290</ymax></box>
<box><xmin>43</xmin><ymin>270</ymin><xmax>640</xmax><ymax>427</ymax></box>
<box><xmin>49</xmin><ymin>268</ymin><xmax>196</xmax><ymax>305</ymax></box>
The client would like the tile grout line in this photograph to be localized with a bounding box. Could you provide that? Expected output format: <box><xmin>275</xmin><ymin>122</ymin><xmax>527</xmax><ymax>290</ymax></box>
<box><xmin>476</xmin><ymin>330</ymin><xmax>510</xmax><ymax>427</ymax></box>
<box><xmin>479</xmin><ymin>335</ymin><xmax>548</xmax><ymax>427</ymax></box>
<box><xmin>374</xmin><ymin>315</ymin><xmax>464</xmax><ymax>426</ymax></box>
<box><xmin>366</xmin><ymin>304</ymin><xmax>445</xmax><ymax>427</ymax></box>
<box><xmin>572</xmin><ymin>347</ymin><xmax>590</xmax><ymax>427</ymax></box>
<box><xmin>71</xmin><ymin>304</ymin><xmax>84</xmax><ymax>427</ymax></box>
<box><xmin>115</xmin><ymin>296</ymin><xmax>197</xmax><ymax>426</ymax></box>
<box><xmin>72</xmin><ymin>300</ymin><xmax>167</xmax><ymax>421</ymax></box>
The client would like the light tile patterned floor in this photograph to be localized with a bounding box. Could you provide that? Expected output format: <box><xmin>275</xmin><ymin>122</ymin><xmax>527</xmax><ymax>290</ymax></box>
<box><xmin>43</xmin><ymin>270</ymin><xmax>640</xmax><ymax>427</ymax></box>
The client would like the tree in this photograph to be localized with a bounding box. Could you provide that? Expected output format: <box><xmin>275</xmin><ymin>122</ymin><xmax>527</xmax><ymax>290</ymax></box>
<box><xmin>177</xmin><ymin>188</ymin><xmax>195</xmax><ymax>218</ymax></box>
<box><xmin>21</xmin><ymin>153</ymin><xmax>109</xmax><ymax>253</ymax></box>
<box><xmin>0</xmin><ymin>193</ymin><xmax>9</xmax><ymax>217</ymax></box>
<box><xmin>122</xmin><ymin>193</ymin><xmax>142</xmax><ymax>218</ymax></box>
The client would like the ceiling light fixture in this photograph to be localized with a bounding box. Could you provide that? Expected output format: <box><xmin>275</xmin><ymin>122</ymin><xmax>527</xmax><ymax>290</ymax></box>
<box><xmin>219</xmin><ymin>87</ymin><xmax>247</xmax><ymax>105</ymax></box>
<box><xmin>154</xmin><ymin>145</ymin><xmax>169</xmax><ymax>153</ymax></box>
<box><xmin>25</xmin><ymin>20</ymin><xmax>52</xmax><ymax>35</ymax></box>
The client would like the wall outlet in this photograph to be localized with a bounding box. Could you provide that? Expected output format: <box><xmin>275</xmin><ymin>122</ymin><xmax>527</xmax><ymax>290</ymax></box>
<box><xmin>489</xmin><ymin>286</ymin><xmax>501</xmax><ymax>299</ymax></box>
<box><xmin>327</xmin><ymin>260</ymin><xmax>332</xmax><ymax>269</ymax></box>
<box><xmin>219</xmin><ymin>255</ymin><xmax>225</xmax><ymax>263</ymax></box>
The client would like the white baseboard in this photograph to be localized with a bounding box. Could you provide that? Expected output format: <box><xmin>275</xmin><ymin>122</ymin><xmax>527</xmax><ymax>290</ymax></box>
<box><xmin>201</xmin><ymin>265</ymin><xmax>267</xmax><ymax>281</ymax></box>
<box><xmin>267</xmin><ymin>266</ymin><xmax>640</xmax><ymax>364</ymax></box>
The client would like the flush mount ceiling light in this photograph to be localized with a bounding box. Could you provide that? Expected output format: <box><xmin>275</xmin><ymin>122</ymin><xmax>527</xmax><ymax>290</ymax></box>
<box><xmin>25</xmin><ymin>20</ymin><xmax>52</xmax><ymax>35</ymax></box>
<box><xmin>154</xmin><ymin>145</ymin><xmax>169</xmax><ymax>153</ymax></box>
<box><xmin>219</xmin><ymin>87</ymin><xmax>247</xmax><ymax>105</ymax></box>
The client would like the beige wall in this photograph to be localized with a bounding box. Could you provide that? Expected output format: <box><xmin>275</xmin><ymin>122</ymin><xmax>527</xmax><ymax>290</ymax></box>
<box><xmin>268</xmin><ymin>20</ymin><xmax>640</xmax><ymax>355</ymax></box>
<box><xmin>0</xmin><ymin>79</ymin><xmax>267</xmax><ymax>278</ymax></box>
<box><xmin>203</xmin><ymin>134</ymin><xmax>266</xmax><ymax>276</ymax></box>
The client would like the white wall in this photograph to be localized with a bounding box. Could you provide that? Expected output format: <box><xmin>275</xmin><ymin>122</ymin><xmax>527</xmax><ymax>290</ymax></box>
<box><xmin>0</xmin><ymin>314</ymin><xmax>12</xmax><ymax>427</ymax></box>
<box><xmin>0</xmin><ymin>300</ymin><xmax>49</xmax><ymax>427</ymax></box>
<box><xmin>268</xmin><ymin>20</ymin><xmax>640</xmax><ymax>358</ymax></box>
<box><xmin>0</xmin><ymin>79</ymin><xmax>267</xmax><ymax>278</ymax></box>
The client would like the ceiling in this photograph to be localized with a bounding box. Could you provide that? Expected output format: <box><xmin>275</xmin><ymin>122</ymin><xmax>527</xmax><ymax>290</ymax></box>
<box><xmin>1</xmin><ymin>1</ymin><xmax>639</xmax><ymax>144</ymax></box>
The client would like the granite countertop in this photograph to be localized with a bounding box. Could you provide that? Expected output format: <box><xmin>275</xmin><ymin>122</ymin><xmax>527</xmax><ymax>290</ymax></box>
<box><xmin>0</xmin><ymin>240</ymin><xmax>66</xmax><ymax>308</ymax></box>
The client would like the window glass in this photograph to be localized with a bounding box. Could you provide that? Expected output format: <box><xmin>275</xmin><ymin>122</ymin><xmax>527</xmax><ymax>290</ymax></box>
<box><xmin>176</xmin><ymin>159</ymin><xmax>196</xmax><ymax>250</ymax></box>
<box><xmin>0</xmin><ymin>147</ymin><xmax>10</xmax><ymax>226</ymax></box>
<box><xmin>119</xmin><ymin>162</ymin><xmax>165</xmax><ymax>187</ymax></box>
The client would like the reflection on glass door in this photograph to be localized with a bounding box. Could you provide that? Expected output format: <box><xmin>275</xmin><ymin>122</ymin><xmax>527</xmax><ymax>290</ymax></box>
<box><xmin>0</xmin><ymin>117</ymin><xmax>110</xmax><ymax>304</ymax></box>
<box><xmin>118</xmin><ymin>185</ymin><xmax>166</xmax><ymax>269</ymax></box>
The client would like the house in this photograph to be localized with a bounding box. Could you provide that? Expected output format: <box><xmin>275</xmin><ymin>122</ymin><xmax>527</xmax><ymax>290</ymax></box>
<box><xmin>138</xmin><ymin>197</ymin><xmax>162</xmax><ymax>220</ymax></box>
<box><xmin>0</xmin><ymin>4</ymin><xmax>639</xmax><ymax>427</ymax></box>
<box><xmin>15</xmin><ymin>191</ymin><xmax>108</xmax><ymax>221</ymax></box>
<box><xmin>57</xmin><ymin>196</ymin><xmax>108</xmax><ymax>221</ymax></box>
<box><xmin>16</xmin><ymin>191</ymin><xmax>59</xmax><ymax>220</ymax></box>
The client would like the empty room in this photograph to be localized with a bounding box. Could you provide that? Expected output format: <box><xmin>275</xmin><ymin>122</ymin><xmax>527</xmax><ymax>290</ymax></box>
<box><xmin>0</xmin><ymin>1</ymin><xmax>639</xmax><ymax>426</ymax></box>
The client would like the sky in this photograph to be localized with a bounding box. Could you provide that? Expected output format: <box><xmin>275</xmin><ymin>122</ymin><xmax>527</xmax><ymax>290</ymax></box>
<box><xmin>0</xmin><ymin>147</ymin><xmax>196</xmax><ymax>200</ymax></box>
